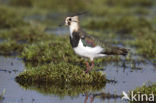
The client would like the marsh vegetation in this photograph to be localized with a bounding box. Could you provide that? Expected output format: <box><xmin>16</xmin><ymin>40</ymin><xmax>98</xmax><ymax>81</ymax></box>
<box><xmin>0</xmin><ymin>0</ymin><xmax>156</xmax><ymax>103</ymax></box>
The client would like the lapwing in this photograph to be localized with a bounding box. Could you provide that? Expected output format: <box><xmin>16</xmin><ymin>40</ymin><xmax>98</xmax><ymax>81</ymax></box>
<box><xmin>65</xmin><ymin>16</ymin><xmax>128</xmax><ymax>73</ymax></box>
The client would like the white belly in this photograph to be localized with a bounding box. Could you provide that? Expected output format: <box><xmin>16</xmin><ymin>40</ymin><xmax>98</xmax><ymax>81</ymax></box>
<box><xmin>73</xmin><ymin>39</ymin><xmax>105</xmax><ymax>60</ymax></box>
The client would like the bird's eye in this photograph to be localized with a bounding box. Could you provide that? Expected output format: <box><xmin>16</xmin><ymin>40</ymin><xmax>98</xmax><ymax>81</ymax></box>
<box><xmin>68</xmin><ymin>18</ymin><xmax>72</xmax><ymax>21</ymax></box>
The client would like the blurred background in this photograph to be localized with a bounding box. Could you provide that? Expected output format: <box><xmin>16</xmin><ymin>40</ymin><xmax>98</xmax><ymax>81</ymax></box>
<box><xmin>0</xmin><ymin>0</ymin><xmax>155</xmax><ymax>60</ymax></box>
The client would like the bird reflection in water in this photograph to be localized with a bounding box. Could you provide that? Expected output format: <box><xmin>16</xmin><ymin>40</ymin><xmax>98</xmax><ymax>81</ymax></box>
<box><xmin>83</xmin><ymin>92</ymin><xmax>121</xmax><ymax>103</ymax></box>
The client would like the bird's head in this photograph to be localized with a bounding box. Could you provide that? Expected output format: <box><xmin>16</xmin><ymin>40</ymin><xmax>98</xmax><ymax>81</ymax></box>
<box><xmin>65</xmin><ymin>16</ymin><xmax>79</xmax><ymax>26</ymax></box>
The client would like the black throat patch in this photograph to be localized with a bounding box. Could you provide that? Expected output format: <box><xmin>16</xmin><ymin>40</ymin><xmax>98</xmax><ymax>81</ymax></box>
<box><xmin>69</xmin><ymin>31</ymin><xmax>80</xmax><ymax>48</ymax></box>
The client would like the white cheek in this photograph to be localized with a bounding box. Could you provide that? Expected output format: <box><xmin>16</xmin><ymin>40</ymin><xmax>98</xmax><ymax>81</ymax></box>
<box><xmin>65</xmin><ymin>21</ymin><xmax>68</xmax><ymax>25</ymax></box>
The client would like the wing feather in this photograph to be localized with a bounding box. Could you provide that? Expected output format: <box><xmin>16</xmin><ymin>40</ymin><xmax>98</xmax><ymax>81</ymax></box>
<box><xmin>79</xmin><ymin>29</ymin><xmax>128</xmax><ymax>56</ymax></box>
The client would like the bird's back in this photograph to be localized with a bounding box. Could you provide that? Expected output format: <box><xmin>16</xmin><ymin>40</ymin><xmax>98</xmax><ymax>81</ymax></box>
<box><xmin>78</xmin><ymin>30</ymin><xmax>128</xmax><ymax>56</ymax></box>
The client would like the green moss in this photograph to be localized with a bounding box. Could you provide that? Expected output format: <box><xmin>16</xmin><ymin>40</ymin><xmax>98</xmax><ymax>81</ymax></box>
<box><xmin>20</xmin><ymin>36</ymin><xmax>83</xmax><ymax>64</ymax></box>
<box><xmin>31</xmin><ymin>0</ymin><xmax>86</xmax><ymax>12</ymax></box>
<box><xmin>33</xmin><ymin>0</ymin><xmax>153</xmax><ymax>13</ymax></box>
<box><xmin>5</xmin><ymin>0</ymin><xmax>153</xmax><ymax>15</ymax></box>
<box><xmin>130</xmin><ymin>83</ymin><xmax>156</xmax><ymax>103</ymax></box>
<box><xmin>102</xmin><ymin>0</ymin><xmax>152</xmax><ymax>7</ymax></box>
<box><xmin>9</xmin><ymin>0</ymin><xmax>33</xmax><ymax>7</ymax></box>
<box><xmin>16</xmin><ymin>62</ymin><xmax>106</xmax><ymax>84</ymax></box>
<box><xmin>130</xmin><ymin>30</ymin><xmax>156</xmax><ymax>61</ymax></box>
<box><xmin>0</xmin><ymin>25</ymin><xmax>50</xmax><ymax>43</ymax></box>
<box><xmin>87</xmin><ymin>3</ymin><xmax>150</xmax><ymax>16</ymax></box>
<box><xmin>0</xmin><ymin>40</ymin><xmax>25</xmax><ymax>55</ymax></box>
<box><xmin>0</xmin><ymin>5</ymin><xmax>24</xmax><ymax>29</ymax></box>
<box><xmin>134</xmin><ymin>39</ymin><xmax>156</xmax><ymax>59</ymax></box>
<box><xmin>0</xmin><ymin>25</ymin><xmax>52</xmax><ymax>55</ymax></box>
<box><xmin>82</xmin><ymin>16</ymin><xmax>151</xmax><ymax>34</ymax></box>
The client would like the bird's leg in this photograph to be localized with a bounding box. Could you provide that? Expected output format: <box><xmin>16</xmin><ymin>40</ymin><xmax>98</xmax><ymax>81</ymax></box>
<box><xmin>84</xmin><ymin>94</ymin><xmax>88</xmax><ymax>103</ymax></box>
<box><xmin>85</xmin><ymin>61</ymin><xmax>90</xmax><ymax>73</ymax></box>
<box><xmin>90</xmin><ymin>61</ymin><xmax>94</xmax><ymax>70</ymax></box>
<box><xmin>85</xmin><ymin>61</ymin><xmax>94</xmax><ymax>73</ymax></box>
<box><xmin>90</xmin><ymin>96</ymin><xmax>94</xmax><ymax>103</ymax></box>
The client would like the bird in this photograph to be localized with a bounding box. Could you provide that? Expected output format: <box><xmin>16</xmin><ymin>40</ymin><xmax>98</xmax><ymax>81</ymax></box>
<box><xmin>65</xmin><ymin>16</ymin><xmax>128</xmax><ymax>73</ymax></box>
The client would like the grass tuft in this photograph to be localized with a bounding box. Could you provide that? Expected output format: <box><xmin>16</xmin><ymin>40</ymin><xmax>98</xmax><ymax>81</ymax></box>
<box><xmin>130</xmin><ymin>83</ymin><xmax>156</xmax><ymax>103</ymax></box>
<box><xmin>16</xmin><ymin>62</ymin><xmax>106</xmax><ymax>84</ymax></box>
<box><xmin>0</xmin><ymin>5</ymin><xmax>24</xmax><ymax>29</ymax></box>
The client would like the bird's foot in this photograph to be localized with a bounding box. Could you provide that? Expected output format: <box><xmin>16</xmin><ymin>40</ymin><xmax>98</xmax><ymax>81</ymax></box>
<box><xmin>90</xmin><ymin>61</ymin><xmax>94</xmax><ymax>69</ymax></box>
<box><xmin>85</xmin><ymin>61</ymin><xmax>94</xmax><ymax>73</ymax></box>
<box><xmin>85</xmin><ymin>61</ymin><xmax>90</xmax><ymax>73</ymax></box>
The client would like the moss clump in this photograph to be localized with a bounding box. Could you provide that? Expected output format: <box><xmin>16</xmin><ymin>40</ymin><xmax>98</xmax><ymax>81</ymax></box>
<box><xmin>32</xmin><ymin>0</ymin><xmax>86</xmax><ymax>12</ymax></box>
<box><xmin>21</xmin><ymin>36</ymin><xmax>83</xmax><ymax>64</ymax></box>
<box><xmin>82</xmin><ymin>16</ymin><xmax>151</xmax><ymax>34</ymax></box>
<box><xmin>130</xmin><ymin>83</ymin><xmax>156</xmax><ymax>103</ymax></box>
<box><xmin>0</xmin><ymin>40</ymin><xmax>25</xmax><ymax>55</ymax></box>
<box><xmin>102</xmin><ymin>0</ymin><xmax>152</xmax><ymax>7</ymax></box>
<box><xmin>0</xmin><ymin>25</ymin><xmax>52</xmax><ymax>55</ymax></box>
<box><xmin>133</xmin><ymin>39</ymin><xmax>156</xmax><ymax>59</ymax></box>
<box><xmin>130</xmin><ymin>29</ymin><xmax>156</xmax><ymax>61</ymax></box>
<box><xmin>16</xmin><ymin>62</ymin><xmax>106</xmax><ymax>84</ymax></box>
<box><xmin>0</xmin><ymin>6</ymin><xmax>24</xmax><ymax>29</ymax></box>
<box><xmin>26</xmin><ymin>0</ymin><xmax>153</xmax><ymax>14</ymax></box>
<box><xmin>0</xmin><ymin>26</ymin><xmax>50</xmax><ymax>43</ymax></box>
<box><xmin>9</xmin><ymin>0</ymin><xmax>33</xmax><ymax>7</ymax></box>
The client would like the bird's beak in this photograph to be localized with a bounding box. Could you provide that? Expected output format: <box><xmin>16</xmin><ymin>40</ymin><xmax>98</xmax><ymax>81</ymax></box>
<box><xmin>58</xmin><ymin>22</ymin><xmax>65</xmax><ymax>27</ymax></box>
<box><xmin>58</xmin><ymin>20</ymin><xmax>68</xmax><ymax>26</ymax></box>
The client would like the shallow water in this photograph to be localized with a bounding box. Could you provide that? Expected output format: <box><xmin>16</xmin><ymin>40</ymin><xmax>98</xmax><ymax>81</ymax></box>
<box><xmin>0</xmin><ymin>56</ymin><xmax>156</xmax><ymax>103</ymax></box>
<box><xmin>45</xmin><ymin>27</ymin><xmax>69</xmax><ymax>35</ymax></box>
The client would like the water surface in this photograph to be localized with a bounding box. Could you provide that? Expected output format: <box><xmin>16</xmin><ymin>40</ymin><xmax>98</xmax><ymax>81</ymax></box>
<box><xmin>0</xmin><ymin>56</ymin><xmax>156</xmax><ymax>103</ymax></box>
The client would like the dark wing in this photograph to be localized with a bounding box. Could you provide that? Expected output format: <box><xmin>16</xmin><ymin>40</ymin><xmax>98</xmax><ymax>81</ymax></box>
<box><xmin>79</xmin><ymin>30</ymin><xmax>96</xmax><ymax>47</ymax></box>
<box><xmin>79</xmin><ymin>29</ymin><xmax>128</xmax><ymax>56</ymax></box>
<box><xmin>101</xmin><ymin>45</ymin><xmax>128</xmax><ymax>56</ymax></box>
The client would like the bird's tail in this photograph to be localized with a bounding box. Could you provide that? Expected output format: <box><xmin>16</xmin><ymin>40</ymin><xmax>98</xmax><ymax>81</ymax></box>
<box><xmin>102</xmin><ymin>47</ymin><xmax>128</xmax><ymax>56</ymax></box>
